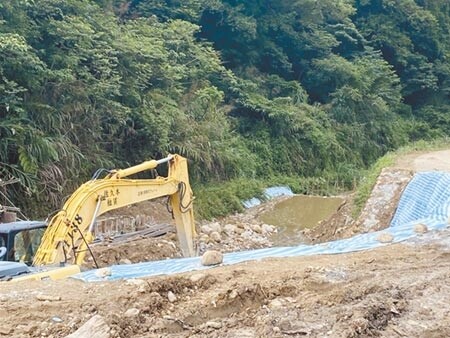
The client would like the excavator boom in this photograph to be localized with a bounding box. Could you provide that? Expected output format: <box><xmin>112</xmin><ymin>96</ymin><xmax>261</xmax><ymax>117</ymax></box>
<box><xmin>33</xmin><ymin>154</ymin><xmax>196</xmax><ymax>267</ymax></box>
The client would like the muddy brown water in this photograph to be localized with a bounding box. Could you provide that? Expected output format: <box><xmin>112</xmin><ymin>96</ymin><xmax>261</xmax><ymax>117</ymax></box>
<box><xmin>259</xmin><ymin>195</ymin><xmax>344</xmax><ymax>246</ymax></box>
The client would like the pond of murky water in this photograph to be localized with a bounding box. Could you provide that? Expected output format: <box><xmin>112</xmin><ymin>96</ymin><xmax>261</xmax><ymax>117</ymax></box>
<box><xmin>259</xmin><ymin>195</ymin><xmax>344</xmax><ymax>245</ymax></box>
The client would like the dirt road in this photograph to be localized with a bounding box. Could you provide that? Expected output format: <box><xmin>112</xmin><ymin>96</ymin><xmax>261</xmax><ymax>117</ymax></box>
<box><xmin>1</xmin><ymin>148</ymin><xmax>450</xmax><ymax>338</ymax></box>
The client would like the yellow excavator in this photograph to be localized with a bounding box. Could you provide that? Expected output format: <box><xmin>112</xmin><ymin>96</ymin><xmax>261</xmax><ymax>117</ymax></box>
<box><xmin>0</xmin><ymin>154</ymin><xmax>196</xmax><ymax>281</ymax></box>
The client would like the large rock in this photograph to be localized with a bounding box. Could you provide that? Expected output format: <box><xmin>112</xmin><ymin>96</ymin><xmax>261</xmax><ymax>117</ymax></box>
<box><xmin>377</xmin><ymin>233</ymin><xmax>394</xmax><ymax>243</ymax></box>
<box><xmin>209</xmin><ymin>222</ymin><xmax>222</xmax><ymax>233</ymax></box>
<box><xmin>261</xmin><ymin>223</ymin><xmax>275</xmax><ymax>234</ymax></box>
<box><xmin>167</xmin><ymin>291</ymin><xmax>177</xmax><ymax>303</ymax></box>
<box><xmin>200</xmin><ymin>225</ymin><xmax>213</xmax><ymax>235</ymax></box>
<box><xmin>206</xmin><ymin>321</ymin><xmax>222</xmax><ymax>329</ymax></box>
<box><xmin>210</xmin><ymin>231</ymin><xmax>222</xmax><ymax>243</ymax></box>
<box><xmin>201</xmin><ymin>250</ymin><xmax>223</xmax><ymax>266</ymax></box>
<box><xmin>241</xmin><ymin>230</ymin><xmax>253</xmax><ymax>240</ymax></box>
<box><xmin>65</xmin><ymin>315</ymin><xmax>111</xmax><ymax>338</ymax></box>
<box><xmin>198</xmin><ymin>234</ymin><xmax>210</xmax><ymax>243</ymax></box>
<box><xmin>236</xmin><ymin>222</ymin><xmax>245</xmax><ymax>229</ymax></box>
<box><xmin>234</xmin><ymin>227</ymin><xmax>245</xmax><ymax>235</ymax></box>
<box><xmin>0</xmin><ymin>326</ymin><xmax>12</xmax><ymax>335</ymax></box>
<box><xmin>223</xmin><ymin>224</ymin><xmax>236</xmax><ymax>235</ymax></box>
<box><xmin>268</xmin><ymin>298</ymin><xmax>284</xmax><ymax>310</ymax></box>
<box><xmin>189</xmin><ymin>273</ymin><xmax>206</xmax><ymax>283</ymax></box>
<box><xmin>124</xmin><ymin>308</ymin><xmax>140</xmax><ymax>318</ymax></box>
<box><xmin>126</xmin><ymin>278</ymin><xmax>146</xmax><ymax>293</ymax></box>
<box><xmin>95</xmin><ymin>268</ymin><xmax>112</xmax><ymax>278</ymax></box>
<box><xmin>119</xmin><ymin>258</ymin><xmax>132</xmax><ymax>265</ymax></box>
<box><xmin>414</xmin><ymin>223</ymin><xmax>428</xmax><ymax>234</ymax></box>
<box><xmin>250</xmin><ymin>224</ymin><xmax>262</xmax><ymax>234</ymax></box>
<box><xmin>125</xmin><ymin>278</ymin><xmax>146</xmax><ymax>287</ymax></box>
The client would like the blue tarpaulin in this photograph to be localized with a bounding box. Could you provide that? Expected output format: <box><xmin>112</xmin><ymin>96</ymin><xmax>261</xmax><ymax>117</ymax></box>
<box><xmin>242</xmin><ymin>186</ymin><xmax>294</xmax><ymax>208</ymax></box>
<box><xmin>74</xmin><ymin>172</ymin><xmax>450</xmax><ymax>282</ymax></box>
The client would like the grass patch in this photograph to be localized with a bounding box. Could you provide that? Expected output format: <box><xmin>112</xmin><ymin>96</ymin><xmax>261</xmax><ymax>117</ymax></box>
<box><xmin>194</xmin><ymin>174</ymin><xmax>354</xmax><ymax>220</ymax></box>
<box><xmin>193</xmin><ymin>179</ymin><xmax>265</xmax><ymax>220</ymax></box>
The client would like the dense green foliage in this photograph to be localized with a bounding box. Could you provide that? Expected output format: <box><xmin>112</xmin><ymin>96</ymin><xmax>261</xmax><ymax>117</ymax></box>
<box><xmin>0</xmin><ymin>0</ymin><xmax>449</xmax><ymax>217</ymax></box>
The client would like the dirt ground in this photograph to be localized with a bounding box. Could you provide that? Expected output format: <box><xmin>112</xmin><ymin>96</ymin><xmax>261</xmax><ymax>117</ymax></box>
<box><xmin>1</xmin><ymin>148</ymin><xmax>450</xmax><ymax>338</ymax></box>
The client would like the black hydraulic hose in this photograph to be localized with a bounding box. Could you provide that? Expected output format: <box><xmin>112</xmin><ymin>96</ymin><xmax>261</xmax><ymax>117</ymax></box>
<box><xmin>166</xmin><ymin>196</ymin><xmax>174</xmax><ymax>218</ymax></box>
<box><xmin>178</xmin><ymin>182</ymin><xmax>193</xmax><ymax>212</ymax></box>
<box><xmin>73</xmin><ymin>224</ymin><xmax>99</xmax><ymax>269</ymax></box>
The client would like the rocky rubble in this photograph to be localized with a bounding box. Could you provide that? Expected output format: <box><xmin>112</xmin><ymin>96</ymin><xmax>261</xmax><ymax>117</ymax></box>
<box><xmin>197</xmin><ymin>214</ymin><xmax>277</xmax><ymax>254</ymax></box>
<box><xmin>88</xmin><ymin>212</ymin><xmax>278</xmax><ymax>267</ymax></box>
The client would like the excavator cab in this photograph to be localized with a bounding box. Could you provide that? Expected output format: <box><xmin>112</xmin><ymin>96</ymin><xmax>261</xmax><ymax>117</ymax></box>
<box><xmin>0</xmin><ymin>221</ymin><xmax>47</xmax><ymax>263</ymax></box>
<box><xmin>0</xmin><ymin>221</ymin><xmax>47</xmax><ymax>279</ymax></box>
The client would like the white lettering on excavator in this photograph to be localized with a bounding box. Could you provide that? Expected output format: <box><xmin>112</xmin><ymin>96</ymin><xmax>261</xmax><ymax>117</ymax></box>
<box><xmin>138</xmin><ymin>189</ymin><xmax>157</xmax><ymax>196</ymax></box>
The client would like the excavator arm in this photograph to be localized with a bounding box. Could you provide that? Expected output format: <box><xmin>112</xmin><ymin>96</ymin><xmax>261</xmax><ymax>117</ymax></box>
<box><xmin>33</xmin><ymin>154</ymin><xmax>196</xmax><ymax>267</ymax></box>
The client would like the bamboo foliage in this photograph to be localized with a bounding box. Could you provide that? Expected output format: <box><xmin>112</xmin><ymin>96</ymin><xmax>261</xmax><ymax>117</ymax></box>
<box><xmin>0</xmin><ymin>0</ymin><xmax>449</xmax><ymax>216</ymax></box>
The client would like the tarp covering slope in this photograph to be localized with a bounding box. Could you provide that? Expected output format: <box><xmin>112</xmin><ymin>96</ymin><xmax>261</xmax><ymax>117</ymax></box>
<box><xmin>74</xmin><ymin>172</ymin><xmax>450</xmax><ymax>282</ymax></box>
<box><xmin>391</xmin><ymin>172</ymin><xmax>450</xmax><ymax>227</ymax></box>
